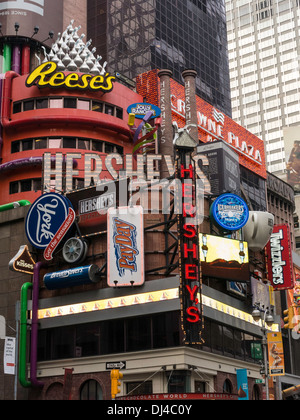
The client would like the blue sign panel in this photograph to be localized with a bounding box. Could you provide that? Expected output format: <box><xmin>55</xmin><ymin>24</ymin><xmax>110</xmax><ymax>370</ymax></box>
<box><xmin>127</xmin><ymin>103</ymin><xmax>161</xmax><ymax>120</ymax></box>
<box><xmin>25</xmin><ymin>193</ymin><xmax>72</xmax><ymax>249</ymax></box>
<box><xmin>236</xmin><ymin>369</ymin><xmax>249</xmax><ymax>400</ymax></box>
<box><xmin>210</xmin><ymin>193</ymin><xmax>249</xmax><ymax>231</ymax></box>
<box><xmin>44</xmin><ymin>265</ymin><xmax>99</xmax><ymax>290</ymax></box>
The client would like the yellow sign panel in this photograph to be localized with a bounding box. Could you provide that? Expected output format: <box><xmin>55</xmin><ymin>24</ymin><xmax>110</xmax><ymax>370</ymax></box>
<box><xmin>199</xmin><ymin>234</ymin><xmax>249</xmax><ymax>282</ymax></box>
<box><xmin>267</xmin><ymin>332</ymin><xmax>285</xmax><ymax>376</ymax></box>
<box><xmin>26</xmin><ymin>61</ymin><xmax>115</xmax><ymax>93</ymax></box>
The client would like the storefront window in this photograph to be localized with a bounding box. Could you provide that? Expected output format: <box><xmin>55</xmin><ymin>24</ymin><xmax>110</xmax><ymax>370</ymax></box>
<box><xmin>126</xmin><ymin>381</ymin><xmax>152</xmax><ymax>396</ymax></box>
<box><xmin>167</xmin><ymin>371</ymin><xmax>191</xmax><ymax>393</ymax></box>
<box><xmin>80</xmin><ymin>380</ymin><xmax>103</xmax><ymax>400</ymax></box>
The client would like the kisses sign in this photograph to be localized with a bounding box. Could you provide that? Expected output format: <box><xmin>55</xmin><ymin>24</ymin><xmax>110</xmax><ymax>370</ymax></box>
<box><xmin>25</xmin><ymin>193</ymin><xmax>75</xmax><ymax>261</ymax></box>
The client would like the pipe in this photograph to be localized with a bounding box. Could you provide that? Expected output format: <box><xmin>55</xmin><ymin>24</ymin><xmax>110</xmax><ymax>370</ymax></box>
<box><xmin>19</xmin><ymin>282</ymin><xmax>32</xmax><ymax>388</ymax></box>
<box><xmin>12</xmin><ymin>45</ymin><xmax>21</xmax><ymax>74</ymax></box>
<box><xmin>0</xmin><ymin>155</ymin><xmax>78</xmax><ymax>174</ymax></box>
<box><xmin>21</xmin><ymin>45</ymin><xmax>30</xmax><ymax>75</ymax></box>
<box><xmin>30</xmin><ymin>262</ymin><xmax>46</xmax><ymax>388</ymax></box>
<box><xmin>0</xmin><ymin>200</ymin><xmax>31</xmax><ymax>212</ymax></box>
<box><xmin>1</xmin><ymin>71</ymin><xmax>19</xmax><ymax>127</ymax></box>
<box><xmin>3</xmin><ymin>44</ymin><xmax>12</xmax><ymax>73</ymax></box>
<box><xmin>0</xmin><ymin>73</ymin><xmax>5</xmax><ymax>161</ymax></box>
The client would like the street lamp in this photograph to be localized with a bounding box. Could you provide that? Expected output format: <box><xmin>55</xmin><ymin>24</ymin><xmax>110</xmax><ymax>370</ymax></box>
<box><xmin>252</xmin><ymin>307</ymin><xmax>274</xmax><ymax>401</ymax></box>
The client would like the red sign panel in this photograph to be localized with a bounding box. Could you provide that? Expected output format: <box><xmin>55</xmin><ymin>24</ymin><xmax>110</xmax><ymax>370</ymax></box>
<box><xmin>266</xmin><ymin>225</ymin><xmax>294</xmax><ymax>290</ymax></box>
<box><xmin>119</xmin><ymin>393</ymin><xmax>238</xmax><ymax>400</ymax></box>
<box><xmin>136</xmin><ymin>70</ymin><xmax>266</xmax><ymax>180</ymax></box>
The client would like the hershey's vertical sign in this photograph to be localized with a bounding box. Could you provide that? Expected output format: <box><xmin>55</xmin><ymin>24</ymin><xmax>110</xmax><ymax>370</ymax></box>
<box><xmin>177</xmin><ymin>150</ymin><xmax>204</xmax><ymax>345</ymax></box>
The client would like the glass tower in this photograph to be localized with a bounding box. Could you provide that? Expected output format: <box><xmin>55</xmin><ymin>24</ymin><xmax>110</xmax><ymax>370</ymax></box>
<box><xmin>87</xmin><ymin>0</ymin><xmax>232</xmax><ymax>117</ymax></box>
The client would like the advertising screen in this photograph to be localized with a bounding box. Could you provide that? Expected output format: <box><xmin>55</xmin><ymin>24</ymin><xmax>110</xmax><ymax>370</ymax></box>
<box><xmin>0</xmin><ymin>0</ymin><xmax>63</xmax><ymax>41</ymax></box>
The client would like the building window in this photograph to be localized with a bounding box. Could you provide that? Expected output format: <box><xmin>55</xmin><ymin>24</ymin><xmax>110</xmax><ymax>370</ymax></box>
<box><xmin>9</xmin><ymin>181</ymin><xmax>19</xmax><ymax>195</ymax></box>
<box><xmin>167</xmin><ymin>371</ymin><xmax>190</xmax><ymax>393</ymax></box>
<box><xmin>195</xmin><ymin>381</ymin><xmax>206</xmax><ymax>393</ymax></box>
<box><xmin>20</xmin><ymin>179</ymin><xmax>32</xmax><ymax>192</ymax></box>
<box><xmin>126</xmin><ymin>381</ymin><xmax>152</xmax><ymax>397</ymax></box>
<box><xmin>80</xmin><ymin>380</ymin><xmax>103</xmax><ymax>400</ymax></box>
<box><xmin>92</xmin><ymin>101</ymin><xmax>103</xmax><ymax>112</ymax></box>
<box><xmin>23</xmin><ymin>99</ymin><xmax>34</xmax><ymax>111</ymax></box>
<box><xmin>12</xmin><ymin>97</ymin><xmax>124</xmax><ymax>118</ymax></box>
<box><xmin>64</xmin><ymin>97</ymin><xmax>77</xmax><ymax>109</ymax></box>
<box><xmin>11</xmin><ymin>141</ymin><xmax>20</xmax><ymax>153</ymax></box>
<box><xmin>63</xmin><ymin>137</ymin><xmax>76</xmax><ymax>149</ymax></box>
<box><xmin>36</xmin><ymin>98</ymin><xmax>48</xmax><ymax>109</ymax></box>
<box><xmin>223</xmin><ymin>379</ymin><xmax>233</xmax><ymax>394</ymax></box>
<box><xmin>9</xmin><ymin>178</ymin><xmax>42</xmax><ymax>194</ymax></box>
<box><xmin>13</xmin><ymin>102</ymin><xmax>22</xmax><ymax>113</ymax></box>
<box><xmin>10</xmin><ymin>136</ymin><xmax>123</xmax><ymax>155</ymax></box>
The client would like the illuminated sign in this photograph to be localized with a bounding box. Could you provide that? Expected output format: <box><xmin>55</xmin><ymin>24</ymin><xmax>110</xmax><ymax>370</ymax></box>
<box><xmin>210</xmin><ymin>193</ymin><xmax>249</xmax><ymax>231</ymax></box>
<box><xmin>25</xmin><ymin>192</ymin><xmax>75</xmax><ymax>261</ymax></box>
<box><xmin>9</xmin><ymin>245</ymin><xmax>35</xmax><ymax>275</ymax></box>
<box><xmin>127</xmin><ymin>103</ymin><xmax>161</xmax><ymax>119</ymax></box>
<box><xmin>199</xmin><ymin>234</ymin><xmax>249</xmax><ymax>282</ymax></box>
<box><xmin>266</xmin><ymin>224</ymin><xmax>294</xmax><ymax>290</ymax></box>
<box><xmin>177</xmin><ymin>152</ymin><xmax>204</xmax><ymax>345</ymax></box>
<box><xmin>26</xmin><ymin>61</ymin><xmax>115</xmax><ymax>93</ymax></box>
<box><xmin>107</xmin><ymin>206</ymin><xmax>144</xmax><ymax>287</ymax></box>
<box><xmin>44</xmin><ymin>265</ymin><xmax>100</xmax><ymax>290</ymax></box>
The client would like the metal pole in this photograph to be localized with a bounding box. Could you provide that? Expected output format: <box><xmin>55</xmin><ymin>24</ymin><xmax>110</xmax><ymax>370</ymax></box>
<box><xmin>262</xmin><ymin>311</ymin><xmax>269</xmax><ymax>401</ymax></box>
<box><xmin>262</xmin><ymin>334</ymin><xmax>269</xmax><ymax>400</ymax></box>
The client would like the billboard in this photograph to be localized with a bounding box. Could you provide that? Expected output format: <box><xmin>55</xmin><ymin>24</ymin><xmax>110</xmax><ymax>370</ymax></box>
<box><xmin>266</xmin><ymin>224</ymin><xmax>294</xmax><ymax>290</ymax></box>
<box><xmin>136</xmin><ymin>70</ymin><xmax>267</xmax><ymax>179</ymax></box>
<box><xmin>197</xmin><ymin>141</ymin><xmax>241</xmax><ymax>195</ymax></box>
<box><xmin>267</xmin><ymin>332</ymin><xmax>285</xmax><ymax>377</ymax></box>
<box><xmin>107</xmin><ymin>206</ymin><xmax>144</xmax><ymax>287</ymax></box>
<box><xmin>199</xmin><ymin>234</ymin><xmax>249</xmax><ymax>282</ymax></box>
<box><xmin>0</xmin><ymin>0</ymin><xmax>63</xmax><ymax>41</ymax></box>
<box><xmin>284</xmin><ymin>126</ymin><xmax>300</xmax><ymax>192</ymax></box>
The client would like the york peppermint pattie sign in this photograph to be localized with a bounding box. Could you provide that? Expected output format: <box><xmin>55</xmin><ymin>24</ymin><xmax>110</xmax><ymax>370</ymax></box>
<box><xmin>25</xmin><ymin>193</ymin><xmax>75</xmax><ymax>261</ymax></box>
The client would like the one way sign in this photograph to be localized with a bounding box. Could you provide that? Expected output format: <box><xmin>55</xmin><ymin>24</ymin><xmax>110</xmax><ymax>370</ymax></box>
<box><xmin>106</xmin><ymin>361</ymin><xmax>126</xmax><ymax>370</ymax></box>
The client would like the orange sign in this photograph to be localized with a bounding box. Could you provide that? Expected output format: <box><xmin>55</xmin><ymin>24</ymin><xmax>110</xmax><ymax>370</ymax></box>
<box><xmin>267</xmin><ymin>332</ymin><xmax>285</xmax><ymax>376</ymax></box>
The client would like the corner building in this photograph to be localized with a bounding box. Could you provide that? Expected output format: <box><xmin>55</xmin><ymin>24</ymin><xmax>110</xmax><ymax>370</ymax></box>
<box><xmin>0</xmin><ymin>37</ymin><xmax>282</xmax><ymax>399</ymax></box>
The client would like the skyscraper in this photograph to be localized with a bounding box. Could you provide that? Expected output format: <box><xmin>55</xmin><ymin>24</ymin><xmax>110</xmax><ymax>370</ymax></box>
<box><xmin>87</xmin><ymin>0</ymin><xmax>232</xmax><ymax>117</ymax></box>
<box><xmin>225</xmin><ymin>0</ymin><xmax>300</xmax><ymax>175</ymax></box>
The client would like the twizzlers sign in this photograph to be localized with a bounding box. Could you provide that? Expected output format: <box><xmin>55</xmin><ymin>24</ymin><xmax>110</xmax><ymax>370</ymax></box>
<box><xmin>266</xmin><ymin>224</ymin><xmax>294</xmax><ymax>290</ymax></box>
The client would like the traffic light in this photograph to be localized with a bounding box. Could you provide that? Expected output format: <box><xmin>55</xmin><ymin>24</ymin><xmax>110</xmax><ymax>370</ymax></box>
<box><xmin>111</xmin><ymin>369</ymin><xmax>123</xmax><ymax>399</ymax></box>
<box><xmin>283</xmin><ymin>307</ymin><xmax>294</xmax><ymax>329</ymax></box>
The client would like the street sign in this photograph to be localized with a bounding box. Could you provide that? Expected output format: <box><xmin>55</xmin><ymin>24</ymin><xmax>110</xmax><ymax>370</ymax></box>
<box><xmin>106</xmin><ymin>361</ymin><xmax>126</xmax><ymax>370</ymax></box>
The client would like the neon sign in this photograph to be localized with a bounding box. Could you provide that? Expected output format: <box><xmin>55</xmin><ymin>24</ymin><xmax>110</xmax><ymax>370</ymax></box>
<box><xmin>177</xmin><ymin>151</ymin><xmax>204</xmax><ymax>344</ymax></box>
<box><xmin>210</xmin><ymin>193</ymin><xmax>249</xmax><ymax>231</ymax></box>
<box><xmin>26</xmin><ymin>61</ymin><xmax>115</xmax><ymax>93</ymax></box>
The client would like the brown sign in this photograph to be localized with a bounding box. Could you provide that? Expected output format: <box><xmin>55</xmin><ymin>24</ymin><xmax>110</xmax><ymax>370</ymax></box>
<box><xmin>9</xmin><ymin>245</ymin><xmax>35</xmax><ymax>275</ymax></box>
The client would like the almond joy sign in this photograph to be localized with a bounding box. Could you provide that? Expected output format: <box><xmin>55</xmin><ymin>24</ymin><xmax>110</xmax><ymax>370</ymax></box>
<box><xmin>25</xmin><ymin>193</ymin><xmax>75</xmax><ymax>261</ymax></box>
